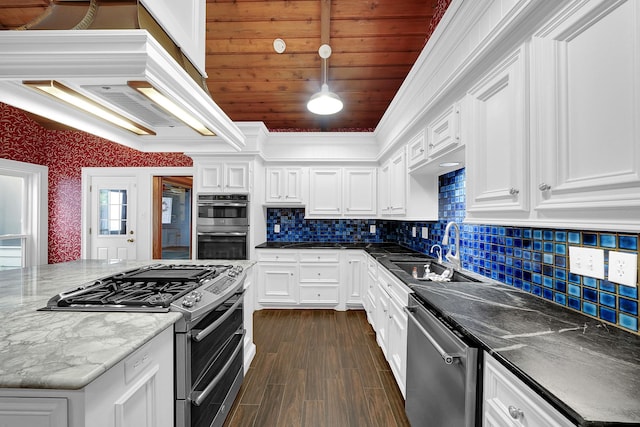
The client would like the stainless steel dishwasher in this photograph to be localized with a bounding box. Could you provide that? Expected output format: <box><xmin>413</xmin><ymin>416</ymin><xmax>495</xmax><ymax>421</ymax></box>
<box><xmin>404</xmin><ymin>294</ymin><xmax>478</xmax><ymax>427</ymax></box>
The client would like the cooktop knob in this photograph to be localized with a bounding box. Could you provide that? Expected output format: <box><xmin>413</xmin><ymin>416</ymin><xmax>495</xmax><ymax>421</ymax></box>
<box><xmin>190</xmin><ymin>291</ymin><xmax>202</xmax><ymax>302</ymax></box>
<box><xmin>182</xmin><ymin>295</ymin><xmax>196</xmax><ymax>308</ymax></box>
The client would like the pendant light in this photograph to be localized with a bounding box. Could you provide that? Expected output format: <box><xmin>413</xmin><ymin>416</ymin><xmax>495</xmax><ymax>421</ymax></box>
<box><xmin>307</xmin><ymin>44</ymin><xmax>343</xmax><ymax>115</ymax></box>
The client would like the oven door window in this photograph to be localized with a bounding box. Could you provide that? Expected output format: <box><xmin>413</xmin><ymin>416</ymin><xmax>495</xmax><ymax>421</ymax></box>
<box><xmin>198</xmin><ymin>204</ymin><xmax>247</xmax><ymax>220</ymax></box>
<box><xmin>190</xmin><ymin>293</ymin><xmax>243</xmax><ymax>385</ymax></box>
<box><xmin>191</xmin><ymin>331</ymin><xmax>244</xmax><ymax>427</ymax></box>
<box><xmin>197</xmin><ymin>234</ymin><xmax>247</xmax><ymax>260</ymax></box>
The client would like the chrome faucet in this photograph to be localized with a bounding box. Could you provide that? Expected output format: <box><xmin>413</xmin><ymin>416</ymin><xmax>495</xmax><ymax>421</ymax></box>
<box><xmin>430</xmin><ymin>244</ymin><xmax>443</xmax><ymax>263</ymax></box>
<box><xmin>442</xmin><ymin>221</ymin><xmax>461</xmax><ymax>270</ymax></box>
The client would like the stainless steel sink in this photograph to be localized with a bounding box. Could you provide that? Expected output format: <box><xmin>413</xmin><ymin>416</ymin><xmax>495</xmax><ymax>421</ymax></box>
<box><xmin>390</xmin><ymin>260</ymin><xmax>479</xmax><ymax>282</ymax></box>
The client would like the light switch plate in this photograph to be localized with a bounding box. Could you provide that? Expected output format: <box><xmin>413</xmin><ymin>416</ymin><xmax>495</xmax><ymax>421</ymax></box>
<box><xmin>422</xmin><ymin>227</ymin><xmax>428</xmax><ymax>239</ymax></box>
<box><xmin>412</xmin><ymin>226</ymin><xmax>417</xmax><ymax>237</ymax></box>
<box><xmin>569</xmin><ymin>246</ymin><xmax>604</xmax><ymax>279</ymax></box>
<box><xmin>370</xmin><ymin>224</ymin><xmax>376</xmax><ymax>234</ymax></box>
<box><xmin>608</xmin><ymin>251</ymin><xmax>638</xmax><ymax>287</ymax></box>
<box><xmin>274</xmin><ymin>224</ymin><xmax>280</xmax><ymax>233</ymax></box>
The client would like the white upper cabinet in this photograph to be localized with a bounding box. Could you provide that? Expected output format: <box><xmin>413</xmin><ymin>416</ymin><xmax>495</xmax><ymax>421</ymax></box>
<box><xmin>265</xmin><ymin>167</ymin><xmax>304</xmax><ymax>205</ymax></box>
<box><xmin>407</xmin><ymin>103</ymin><xmax>462</xmax><ymax>171</ymax></box>
<box><xmin>531</xmin><ymin>0</ymin><xmax>640</xmax><ymax>231</ymax></box>
<box><xmin>197</xmin><ymin>162</ymin><xmax>250</xmax><ymax>193</ymax></box>
<box><xmin>307</xmin><ymin>167</ymin><xmax>377</xmax><ymax>218</ymax></box>
<box><xmin>407</xmin><ymin>129</ymin><xmax>428</xmax><ymax>169</ymax></box>
<box><xmin>427</xmin><ymin>102</ymin><xmax>461</xmax><ymax>159</ymax></box>
<box><xmin>380</xmin><ymin>148</ymin><xmax>407</xmax><ymax>216</ymax></box>
<box><xmin>308</xmin><ymin>168</ymin><xmax>343</xmax><ymax>217</ymax></box>
<box><xmin>140</xmin><ymin>0</ymin><xmax>207</xmax><ymax>75</ymax></box>
<box><xmin>465</xmin><ymin>45</ymin><xmax>530</xmax><ymax>220</ymax></box>
<box><xmin>344</xmin><ymin>168</ymin><xmax>377</xmax><ymax>217</ymax></box>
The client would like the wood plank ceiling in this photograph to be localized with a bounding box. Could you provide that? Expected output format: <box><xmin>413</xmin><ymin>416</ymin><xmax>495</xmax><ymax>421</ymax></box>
<box><xmin>0</xmin><ymin>0</ymin><xmax>442</xmax><ymax>132</ymax></box>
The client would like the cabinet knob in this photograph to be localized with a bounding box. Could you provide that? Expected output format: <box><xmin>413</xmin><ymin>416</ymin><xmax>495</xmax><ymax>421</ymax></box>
<box><xmin>509</xmin><ymin>188</ymin><xmax>519</xmax><ymax>195</ymax></box>
<box><xmin>428</xmin><ymin>143</ymin><xmax>434</xmax><ymax>148</ymax></box>
<box><xmin>317</xmin><ymin>273</ymin><xmax>321</xmax><ymax>276</ymax></box>
<box><xmin>508</xmin><ymin>406</ymin><xmax>524</xmax><ymax>420</ymax></box>
<box><xmin>419</xmin><ymin>148</ymin><xmax>424</xmax><ymax>153</ymax></box>
<box><xmin>539</xmin><ymin>183</ymin><xmax>551</xmax><ymax>191</ymax></box>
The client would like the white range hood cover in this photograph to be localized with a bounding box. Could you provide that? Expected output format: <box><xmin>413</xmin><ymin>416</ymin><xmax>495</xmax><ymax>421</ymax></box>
<box><xmin>0</xmin><ymin>30</ymin><xmax>246</xmax><ymax>152</ymax></box>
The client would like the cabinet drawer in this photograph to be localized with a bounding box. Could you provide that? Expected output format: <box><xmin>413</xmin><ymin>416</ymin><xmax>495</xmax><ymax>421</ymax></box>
<box><xmin>298</xmin><ymin>251</ymin><xmax>341</xmax><ymax>263</ymax></box>
<box><xmin>366</xmin><ymin>255</ymin><xmax>378</xmax><ymax>274</ymax></box>
<box><xmin>257</xmin><ymin>250</ymin><xmax>297</xmax><ymax>263</ymax></box>
<box><xmin>299</xmin><ymin>286</ymin><xmax>339</xmax><ymax>304</ymax></box>
<box><xmin>299</xmin><ymin>264</ymin><xmax>340</xmax><ymax>284</ymax></box>
<box><xmin>378</xmin><ymin>267</ymin><xmax>411</xmax><ymax>306</ymax></box>
<box><xmin>483</xmin><ymin>355</ymin><xmax>574</xmax><ymax>427</ymax></box>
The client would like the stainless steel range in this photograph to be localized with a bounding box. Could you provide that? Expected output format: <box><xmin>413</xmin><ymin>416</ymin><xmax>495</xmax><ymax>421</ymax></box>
<box><xmin>41</xmin><ymin>263</ymin><xmax>246</xmax><ymax>427</ymax></box>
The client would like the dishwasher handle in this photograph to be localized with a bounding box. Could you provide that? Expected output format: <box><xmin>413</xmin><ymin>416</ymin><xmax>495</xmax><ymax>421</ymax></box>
<box><xmin>404</xmin><ymin>305</ymin><xmax>462</xmax><ymax>365</ymax></box>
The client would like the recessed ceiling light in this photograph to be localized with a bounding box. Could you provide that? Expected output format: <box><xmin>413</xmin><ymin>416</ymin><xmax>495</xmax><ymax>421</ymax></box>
<box><xmin>273</xmin><ymin>38</ymin><xmax>286</xmax><ymax>54</ymax></box>
<box><xmin>439</xmin><ymin>162</ymin><xmax>462</xmax><ymax>167</ymax></box>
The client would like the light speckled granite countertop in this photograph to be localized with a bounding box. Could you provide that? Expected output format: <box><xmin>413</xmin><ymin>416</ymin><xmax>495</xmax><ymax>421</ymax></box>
<box><xmin>0</xmin><ymin>259</ymin><xmax>254</xmax><ymax>390</ymax></box>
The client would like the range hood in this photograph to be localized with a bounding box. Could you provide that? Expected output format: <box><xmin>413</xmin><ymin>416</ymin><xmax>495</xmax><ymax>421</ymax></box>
<box><xmin>0</xmin><ymin>0</ymin><xmax>245</xmax><ymax>152</ymax></box>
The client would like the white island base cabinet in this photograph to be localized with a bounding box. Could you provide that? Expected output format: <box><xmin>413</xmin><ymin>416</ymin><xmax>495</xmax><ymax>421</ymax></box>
<box><xmin>0</xmin><ymin>326</ymin><xmax>174</xmax><ymax>427</ymax></box>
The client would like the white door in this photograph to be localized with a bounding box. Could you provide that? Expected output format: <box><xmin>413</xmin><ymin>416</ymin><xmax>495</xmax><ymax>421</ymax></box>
<box><xmin>89</xmin><ymin>176</ymin><xmax>137</xmax><ymax>260</ymax></box>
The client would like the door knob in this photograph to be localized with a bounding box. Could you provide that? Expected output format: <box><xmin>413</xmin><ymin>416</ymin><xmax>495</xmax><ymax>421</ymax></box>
<box><xmin>127</xmin><ymin>238</ymin><xmax>135</xmax><ymax>243</ymax></box>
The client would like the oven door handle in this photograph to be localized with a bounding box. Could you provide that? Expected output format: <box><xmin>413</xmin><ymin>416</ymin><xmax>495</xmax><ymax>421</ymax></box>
<box><xmin>197</xmin><ymin>232</ymin><xmax>248</xmax><ymax>237</ymax></box>
<box><xmin>199</xmin><ymin>202</ymin><xmax>247</xmax><ymax>207</ymax></box>
<box><xmin>192</xmin><ymin>290</ymin><xmax>246</xmax><ymax>343</ymax></box>
<box><xmin>404</xmin><ymin>306</ymin><xmax>462</xmax><ymax>365</ymax></box>
<box><xmin>191</xmin><ymin>329</ymin><xmax>245</xmax><ymax>407</ymax></box>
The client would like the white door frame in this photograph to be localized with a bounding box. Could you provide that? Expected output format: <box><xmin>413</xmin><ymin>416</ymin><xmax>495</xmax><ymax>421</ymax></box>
<box><xmin>81</xmin><ymin>167</ymin><xmax>194</xmax><ymax>260</ymax></box>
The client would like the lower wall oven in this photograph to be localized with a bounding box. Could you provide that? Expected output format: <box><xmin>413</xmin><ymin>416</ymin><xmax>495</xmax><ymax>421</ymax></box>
<box><xmin>404</xmin><ymin>294</ymin><xmax>479</xmax><ymax>427</ymax></box>
<box><xmin>197</xmin><ymin>226</ymin><xmax>249</xmax><ymax>260</ymax></box>
<box><xmin>175</xmin><ymin>276</ymin><xmax>245</xmax><ymax>427</ymax></box>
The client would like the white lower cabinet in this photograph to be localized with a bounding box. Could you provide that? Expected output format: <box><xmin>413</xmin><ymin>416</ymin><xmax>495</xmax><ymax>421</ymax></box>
<box><xmin>373</xmin><ymin>266</ymin><xmax>409</xmax><ymax>397</ymax></box>
<box><xmin>255</xmin><ymin>249</ymin><xmax>365</xmax><ymax>310</ymax></box>
<box><xmin>483</xmin><ymin>352</ymin><xmax>574</xmax><ymax>427</ymax></box>
<box><xmin>345</xmin><ymin>252</ymin><xmax>365</xmax><ymax>308</ymax></box>
<box><xmin>0</xmin><ymin>326</ymin><xmax>174</xmax><ymax>427</ymax></box>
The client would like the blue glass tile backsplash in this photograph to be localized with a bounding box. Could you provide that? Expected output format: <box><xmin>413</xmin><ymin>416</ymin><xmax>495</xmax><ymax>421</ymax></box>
<box><xmin>265</xmin><ymin>168</ymin><xmax>640</xmax><ymax>333</ymax></box>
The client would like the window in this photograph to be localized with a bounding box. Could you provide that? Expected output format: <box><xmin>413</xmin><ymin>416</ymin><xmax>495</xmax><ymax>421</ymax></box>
<box><xmin>99</xmin><ymin>189</ymin><xmax>128</xmax><ymax>235</ymax></box>
<box><xmin>0</xmin><ymin>159</ymin><xmax>48</xmax><ymax>269</ymax></box>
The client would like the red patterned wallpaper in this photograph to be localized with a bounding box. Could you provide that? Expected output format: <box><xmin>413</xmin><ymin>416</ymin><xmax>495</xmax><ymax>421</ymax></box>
<box><xmin>0</xmin><ymin>102</ymin><xmax>193</xmax><ymax>263</ymax></box>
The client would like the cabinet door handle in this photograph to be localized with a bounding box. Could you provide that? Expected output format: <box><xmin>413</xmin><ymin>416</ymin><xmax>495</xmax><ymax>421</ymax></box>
<box><xmin>509</xmin><ymin>188</ymin><xmax>519</xmax><ymax>195</ymax></box>
<box><xmin>508</xmin><ymin>406</ymin><xmax>524</xmax><ymax>420</ymax></box>
<box><xmin>539</xmin><ymin>183</ymin><xmax>551</xmax><ymax>191</ymax></box>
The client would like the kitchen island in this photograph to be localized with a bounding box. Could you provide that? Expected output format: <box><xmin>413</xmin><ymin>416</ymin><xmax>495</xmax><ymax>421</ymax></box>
<box><xmin>0</xmin><ymin>258</ymin><xmax>254</xmax><ymax>427</ymax></box>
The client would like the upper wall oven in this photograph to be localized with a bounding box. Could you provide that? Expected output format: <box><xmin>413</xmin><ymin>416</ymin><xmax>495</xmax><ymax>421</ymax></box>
<box><xmin>197</xmin><ymin>194</ymin><xmax>249</xmax><ymax>227</ymax></box>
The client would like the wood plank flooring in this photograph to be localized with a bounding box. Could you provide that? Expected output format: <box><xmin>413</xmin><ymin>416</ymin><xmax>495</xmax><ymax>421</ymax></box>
<box><xmin>224</xmin><ymin>309</ymin><xmax>411</xmax><ymax>427</ymax></box>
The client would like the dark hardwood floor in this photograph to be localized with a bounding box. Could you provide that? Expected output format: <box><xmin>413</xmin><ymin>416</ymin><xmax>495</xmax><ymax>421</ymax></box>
<box><xmin>224</xmin><ymin>309</ymin><xmax>411</xmax><ymax>427</ymax></box>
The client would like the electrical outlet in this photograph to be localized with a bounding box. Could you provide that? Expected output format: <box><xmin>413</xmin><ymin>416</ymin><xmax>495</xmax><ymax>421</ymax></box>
<box><xmin>608</xmin><ymin>251</ymin><xmax>638</xmax><ymax>287</ymax></box>
<box><xmin>370</xmin><ymin>224</ymin><xmax>376</xmax><ymax>234</ymax></box>
<box><xmin>569</xmin><ymin>246</ymin><xmax>604</xmax><ymax>279</ymax></box>
<box><xmin>274</xmin><ymin>224</ymin><xmax>280</xmax><ymax>233</ymax></box>
<box><xmin>422</xmin><ymin>227</ymin><xmax>429</xmax><ymax>239</ymax></box>
<box><xmin>412</xmin><ymin>226</ymin><xmax>417</xmax><ymax>237</ymax></box>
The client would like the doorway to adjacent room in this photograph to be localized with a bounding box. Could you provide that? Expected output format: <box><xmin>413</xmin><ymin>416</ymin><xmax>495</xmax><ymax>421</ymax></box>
<box><xmin>152</xmin><ymin>176</ymin><xmax>193</xmax><ymax>260</ymax></box>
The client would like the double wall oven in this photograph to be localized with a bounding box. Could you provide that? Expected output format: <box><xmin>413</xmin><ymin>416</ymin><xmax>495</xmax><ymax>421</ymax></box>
<box><xmin>40</xmin><ymin>263</ymin><xmax>246</xmax><ymax>427</ymax></box>
<box><xmin>197</xmin><ymin>194</ymin><xmax>249</xmax><ymax>260</ymax></box>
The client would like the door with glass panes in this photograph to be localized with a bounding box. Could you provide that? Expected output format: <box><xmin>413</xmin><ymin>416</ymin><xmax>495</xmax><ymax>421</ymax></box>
<box><xmin>89</xmin><ymin>176</ymin><xmax>137</xmax><ymax>260</ymax></box>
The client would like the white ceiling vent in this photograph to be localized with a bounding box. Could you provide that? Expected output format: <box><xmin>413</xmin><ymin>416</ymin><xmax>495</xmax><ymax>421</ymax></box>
<box><xmin>81</xmin><ymin>84</ymin><xmax>181</xmax><ymax>128</ymax></box>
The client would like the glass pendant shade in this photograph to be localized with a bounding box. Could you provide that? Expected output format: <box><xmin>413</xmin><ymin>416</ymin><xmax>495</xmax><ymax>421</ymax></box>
<box><xmin>307</xmin><ymin>83</ymin><xmax>343</xmax><ymax>115</ymax></box>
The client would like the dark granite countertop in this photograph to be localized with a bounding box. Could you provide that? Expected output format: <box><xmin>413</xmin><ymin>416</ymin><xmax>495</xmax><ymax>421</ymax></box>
<box><xmin>256</xmin><ymin>242</ymin><xmax>640</xmax><ymax>426</ymax></box>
